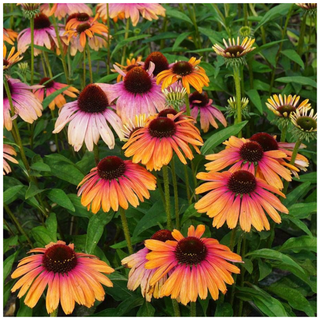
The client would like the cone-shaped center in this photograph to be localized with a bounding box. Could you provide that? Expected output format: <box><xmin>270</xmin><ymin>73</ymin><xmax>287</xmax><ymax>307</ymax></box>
<box><xmin>124</xmin><ymin>67</ymin><xmax>152</xmax><ymax>94</ymax></box>
<box><xmin>148</xmin><ymin>117</ymin><xmax>176</xmax><ymax>138</ymax></box>
<box><xmin>172</xmin><ymin>61</ymin><xmax>193</xmax><ymax>76</ymax></box>
<box><xmin>97</xmin><ymin>156</ymin><xmax>126</xmax><ymax>180</ymax></box>
<box><xmin>240</xmin><ymin>141</ymin><xmax>264</xmax><ymax>162</ymax></box>
<box><xmin>175</xmin><ymin>236</ymin><xmax>207</xmax><ymax>265</ymax></box>
<box><xmin>144</xmin><ymin>51</ymin><xmax>169</xmax><ymax>76</ymax></box>
<box><xmin>158</xmin><ymin>108</ymin><xmax>177</xmax><ymax>117</ymax></box>
<box><xmin>189</xmin><ymin>91</ymin><xmax>209</xmax><ymax>107</ymax></box>
<box><xmin>78</xmin><ymin>84</ymin><xmax>108</xmax><ymax>113</ymax></box>
<box><xmin>228</xmin><ymin>170</ymin><xmax>257</xmax><ymax>194</ymax></box>
<box><xmin>3</xmin><ymin>59</ymin><xmax>9</xmax><ymax>67</ymax></box>
<box><xmin>39</xmin><ymin>77</ymin><xmax>54</xmax><ymax>88</ymax></box>
<box><xmin>250</xmin><ymin>133</ymin><xmax>279</xmax><ymax>151</ymax></box>
<box><xmin>76</xmin><ymin>22</ymin><xmax>91</xmax><ymax>33</ymax></box>
<box><xmin>34</xmin><ymin>14</ymin><xmax>51</xmax><ymax>29</ymax></box>
<box><xmin>43</xmin><ymin>244</ymin><xmax>77</xmax><ymax>274</ymax></box>
<box><xmin>277</xmin><ymin>105</ymin><xmax>296</xmax><ymax>117</ymax></box>
<box><xmin>296</xmin><ymin>116</ymin><xmax>317</xmax><ymax>131</ymax></box>
<box><xmin>77</xmin><ymin>12</ymin><xmax>90</xmax><ymax>21</ymax></box>
<box><xmin>224</xmin><ymin>45</ymin><xmax>244</xmax><ymax>56</ymax></box>
<box><xmin>151</xmin><ymin>229</ymin><xmax>174</xmax><ymax>242</ymax></box>
<box><xmin>126</xmin><ymin>65</ymin><xmax>139</xmax><ymax>73</ymax></box>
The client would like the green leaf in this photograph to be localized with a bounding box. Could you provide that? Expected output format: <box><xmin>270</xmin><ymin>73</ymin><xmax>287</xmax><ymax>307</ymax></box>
<box><xmin>282</xmin><ymin>49</ymin><xmax>304</xmax><ymax>69</ymax></box>
<box><xmin>276</xmin><ymin>76</ymin><xmax>317</xmax><ymax>88</ymax></box>
<box><xmin>96</xmin><ymin>73</ymin><xmax>117</xmax><ymax>83</ymax></box>
<box><xmin>4</xmin><ymin>279</ymin><xmax>15</xmax><ymax>307</ymax></box>
<box><xmin>137</xmin><ymin>301</ymin><xmax>155</xmax><ymax>317</ymax></box>
<box><xmin>30</xmin><ymin>161</ymin><xmax>51</xmax><ymax>172</ymax></box>
<box><xmin>267</xmin><ymin>283</ymin><xmax>315</xmax><ymax>317</ymax></box>
<box><xmin>4</xmin><ymin>185</ymin><xmax>24</xmax><ymax>205</ymax></box>
<box><xmin>283</xmin><ymin>181</ymin><xmax>311</xmax><ymax>207</ymax></box>
<box><xmin>246</xmin><ymin>89</ymin><xmax>263</xmax><ymax>114</ymax></box>
<box><xmin>25</xmin><ymin>182</ymin><xmax>45</xmax><ymax>199</ymax></box>
<box><xmin>4</xmin><ymin>251</ymin><xmax>18</xmax><ymax>281</ymax></box>
<box><xmin>279</xmin><ymin>236</ymin><xmax>316</xmax><ymax>253</ymax></box>
<box><xmin>181</xmin><ymin>204</ymin><xmax>201</xmax><ymax>225</ymax></box>
<box><xmin>215</xmin><ymin>302</ymin><xmax>233</xmax><ymax>316</ymax></box>
<box><xmin>42</xmin><ymin>85</ymin><xmax>71</xmax><ymax>109</ymax></box>
<box><xmin>45</xmin><ymin>213</ymin><xmax>58</xmax><ymax>242</ymax></box>
<box><xmin>283</xmin><ymin>216</ymin><xmax>312</xmax><ymax>236</ymax></box>
<box><xmin>287</xmin><ymin>202</ymin><xmax>316</xmax><ymax>219</ymax></box>
<box><xmin>33</xmin><ymin>44</ymin><xmax>52</xmax><ymax>54</ymax></box>
<box><xmin>258</xmin><ymin>259</ymin><xmax>272</xmax><ymax>281</ymax></box>
<box><xmin>47</xmin><ymin>189</ymin><xmax>75</xmax><ymax>212</ymax></box>
<box><xmin>67</xmin><ymin>194</ymin><xmax>92</xmax><ymax>218</ymax></box>
<box><xmin>165</xmin><ymin>7</ymin><xmax>193</xmax><ymax>24</ymax></box>
<box><xmin>31</xmin><ymin>226</ymin><xmax>55</xmax><ymax>246</ymax></box>
<box><xmin>255</xmin><ymin>4</ymin><xmax>292</xmax><ymax>29</ymax></box>
<box><xmin>4</xmin><ymin>236</ymin><xmax>19</xmax><ymax>254</ymax></box>
<box><xmin>201</xmin><ymin>121</ymin><xmax>248</xmax><ymax>155</ymax></box>
<box><xmin>243</xmin><ymin>258</ymin><xmax>253</xmax><ymax>274</ymax></box>
<box><xmin>198</xmin><ymin>26</ymin><xmax>221</xmax><ymax>44</ymax></box>
<box><xmin>17</xmin><ymin>303</ymin><xmax>33</xmax><ymax>317</ymax></box>
<box><xmin>172</xmin><ymin>32</ymin><xmax>192</xmax><ymax>51</ymax></box>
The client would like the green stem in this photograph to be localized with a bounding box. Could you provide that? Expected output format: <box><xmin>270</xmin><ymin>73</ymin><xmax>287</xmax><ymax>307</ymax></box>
<box><xmin>30</xmin><ymin>17</ymin><xmax>35</xmax><ymax>85</ymax></box>
<box><xmin>229</xmin><ymin>228</ymin><xmax>237</xmax><ymax>251</ymax></box>
<box><xmin>119</xmin><ymin>207</ymin><xmax>133</xmax><ymax>254</ymax></box>
<box><xmin>5</xmin><ymin>205</ymin><xmax>33</xmax><ymax>247</ymax></box>
<box><xmin>162</xmin><ymin>165</ymin><xmax>173</xmax><ymax>230</ymax></box>
<box><xmin>185</xmin><ymin>94</ymin><xmax>191</xmax><ymax>116</ymax></box>
<box><xmin>184</xmin><ymin>165</ymin><xmax>191</xmax><ymax>203</ymax></box>
<box><xmin>160</xmin><ymin>16</ymin><xmax>168</xmax><ymax>49</ymax></box>
<box><xmin>86</xmin><ymin>42</ymin><xmax>93</xmax><ymax>83</ymax></box>
<box><xmin>170</xmin><ymin>159</ymin><xmax>180</xmax><ymax>229</ymax></box>
<box><xmin>233</xmin><ymin>66</ymin><xmax>242</xmax><ymax>136</ymax></box>
<box><xmin>51</xmin><ymin>110</ymin><xmax>60</xmax><ymax>152</ymax></box>
<box><xmin>237</xmin><ymin>235</ymin><xmax>246</xmax><ymax>316</ymax></box>
<box><xmin>230</xmin><ymin>233</ymin><xmax>242</xmax><ymax>308</ymax></box>
<box><xmin>40</xmin><ymin>52</ymin><xmax>48</xmax><ymax>77</ymax></box>
<box><xmin>106</xmin><ymin>3</ymin><xmax>111</xmax><ymax>75</ymax></box>
<box><xmin>44</xmin><ymin>52</ymin><xmax>53</xmax><ymax>78</ymax></box>
<box><xmin>190</xmin><ymin>301</ymin><xmax>196</xmax><ymax>317</ymax></box>
<box><xmin>295</xmin><ymin>13</ymin><xmax>307</xmax><ymax>71</ymax></box>
<box><xmin>172</xmin><ymin>300</ymin><xmax>180</xmax><ymax>317</ymax></box>
<box><xmin>249</xmin><ymin>4</ymin><xmax>266</xmax><ymax>44</ymax></box>
<box><xmin>243</xmin><ymin>3</ymin><xmax>248</xmax><ymax>26</ymax></box>
<box><xmin>191</xmin><ymin>160</ymin><xmax>198</xmax><ymax>201</ymax></box>
<box><xmin>82</xmin><ymin>48</ymin><xmax>86</xmax><ymax>89</ymax></box>
<box><xmin>93</xmin><ymin>144</ymin><xmax>100</xmax><ymax>165</ymax></box>
<box><xmin>50</xmin><ymin>308</ymin><xmax>58</xmax><ymax>317</ymax></box>
<box><xmin>280</xmin><ymin>124</ymin><xmax>288</xmax><ymax>142</ymax></box>
<box><xmin>121</xmin><ymin>19</ymin><xmax>130</xmax><ymax>67</ymax></box>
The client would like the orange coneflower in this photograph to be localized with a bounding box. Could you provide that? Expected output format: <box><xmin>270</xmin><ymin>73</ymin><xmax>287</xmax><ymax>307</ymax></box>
<box><xmin>195</xmin><ymin>170</ymin><xmax>289</xmax><ymax>232</ymax></box>
<box><xmin>3</xmin><ymin>28</ymin><xmax>18</xmax><ymax>45</ymax></box>
<box><xmin>204</xmin><ymin>135</ymin><xmax>295</xmax><ymax>190</ymax></box>
<box><xmin>144</xmin><ymin>225</ymin><xmax>242</xmax><ymax>305</ymax></box>
<box><xmin>3</xmin><ymin>142</ymin><xmax>18</xmax><ymax>175</ymax></box>
<box><xmin>157</xmin><ymin>57</ymin><xmax>209</xmax><ymax>94</ymax></box>
<box><xmin>121</xmin><ymin>229</ymin><xmax>174</xmax><ymax>301</ymax></box>
<box><xmin>3</xmin><ymin>44</ymin><xmax>22</xmax><ymax>70</ymax></box>
<box><xmin>77</xmin><ymin>156</ymin><xmax>157</xmax><ymax>213</ymax></box>
<box><xmin>11</xmin><ymin>240</ymin><xmax>114</xmax><ymax>315</ymax></box>
<box><xmin>112</xmin><ymin>56</ymin><xmax>143</xmax><ymax>82</ymax></box>
<box><xmin>123</xmin><ymin>109</ymin><xmax>203</xmax><ymax>171</ymax></box>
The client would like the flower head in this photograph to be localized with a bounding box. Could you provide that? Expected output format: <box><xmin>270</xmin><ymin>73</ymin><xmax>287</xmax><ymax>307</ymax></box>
<box><xmin>3</xmin><ymin>142</ymin><xmax>18</xmax><ymax>175</ymax></box>
<box><xmin>19</xmin><ymin>3</ymin><xmax>41</xmax><ymax>19</ymax></box>
<box><xmin>123</xmin><ymin>110</ymin><xmax>203</xmax><ymax>171</ymax></box>
<box><xmin>157</xmin><ymin>57</ymin><xmax>209</xmax><ymax>94</ymax></box>
<box><xmin>144</xmin><ymin>51</ymin><xmax>169</xmax><ymax>76</ymax></box>
<box><xmin>144</xmin><ymin>225</ymin><xmax>242</xmax><ymax>305</ymax></box>
<box><xmin>3</xmin><ymin>44</ymin><xmax>22</xmax><ymax>71</ymax></box>
<box><xmin>3</xmin><ymin>77</ymin><xmax>43</xmax><ymax>131</ymax></box>
<box><xmin>195</xmin><ymin>170</ymin><xmax>289</xmax><ymax>232</ymax></box>
<box><xmin>77</xmin><ymin>156</ymin><xmax>156</xmax><ymax>213</ymax></box>
<box><xmin>226</xmin><ymin>96</ymin><xmax>250</xmax><ymax>119</ymax></box>
<box><xmin>112</xmin><ymin>55</ymin><xmax>143</xmax><ymax>82</ymax></box>
<box><xmin>53</xmin><ymin>83</ymin><xmax>124</xmax><ymax>152</ymax></box>
<box><xmin>238</xmin><ymin>26</ymin><xmax>254</xmax><ymax>38</ymax></box>
<box><xmin>3</xmin><ymin>28</ymin><xmax>18</xmax><ymax>45</ymax></box>
<box><xmin>107</xmin><ymin>63</ymin><xmax>166</xmax><ymax>122</ymax></box>
<box><xmin>188</xmin><ymin>91</ymin><xmax>227</xmax><ymax>132</ymax></box>
<box><xmin>163</xmin><ymin>82</ymin><xmax>187</xmax><ymax>110</ymax></box>
<box><xmin>291</xmin><ymin>107</ymin><xmax>317</xmax><ymax>142</ymax></box>
<box><xmin>296</xmin><ymin>3</ymin><xmax>317</xmax><ymax>16</ymax></box>
<box><xmin>41</xmin><ymin>3</ymin><xmax>93</xmax><ymax>19</ymax></box>
<box><xmin>122</xmin><ymin>114</ymin><xmax>149</xmax><ymax>141</ymax></box>
<box><xmin>212</xmin><ymin>37</ymin><xmax>255</xmax><ymax>67</ymax></box>
<box><xmin>204</xmin><ymin>136</ymin><xmax>295</xmax><ymax>190</ymax></box>
<box><xmin>121</xmin><ymin>229</ymin><xmax>174</xmax><ymax>301</ymax></box>
<box><xmin>33</xmin><ymin>77</ymin><xmax>79</xmax><ymax>110</ymax></box>
<box><xmin>11</xmin><ymin>240</ymin><xmax>114</xmax><ymax>315</ymax></box>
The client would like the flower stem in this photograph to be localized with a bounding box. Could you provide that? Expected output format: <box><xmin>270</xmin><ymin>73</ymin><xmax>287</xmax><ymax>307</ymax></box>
<box><xmin>191</xmin><ymin>160</ymin><xmax>198</xmax><ymax>201</ymax></box>
<box><xmin>295</xmin><ymin>13</ymin><xmax>307</xmax><ymax>71</ymax></box>
<box><xmin>86</xmin><ymin>42</ymin><xmax>93</xmax><ymax>83</ymax></box>
<box><xmin>184</xmin><ymin>94</ymin><xmax>191</xmax><ymax>116</ymax></box>
<box><xmin>162</xmin><ymin>165</ymin><xmax>173</xmax><ymax>230</ymax></box>
<box><xmin>229</xmin><ymin>228</ymin><xmax>237</xmax><ymax>251</ymax></box>
<box><xmin>230</xmin><ymin>233</ymin><xmax>242</xmax><ymax>308</ymax></box>
<box><xmin>237</xmin><ymin>235</ymin><xmax>246</xmax><ymax>316</ymax></box>
<box><xmin>30</xmin><ymin>17</ymin><xmax>35</xmax><ymax>85</ymax></box>
<box><xmin>184</xmin><ymin>165</ymin><xmax>191</xmax><ymax>203</ymax></box>
<box><xmin>40</xmin><ymin>52</ymin><xmax>48</xmax><ymax>77</ymax></box>
<box><xmin>44</xmin><ymin>52</ymin><xmax>53</xmax><ymax>78</ymax></box>
<box><xmin>190</xmin><ymin>301</ymin><xmax>197</xmax><ymax>317</ymax></box>
<box><xmin>51</xmin><ymin>110</ymin><xmax>60</xmax><ymax>152</ymax></box>
<box><xmin>50</xmin><ymin>308</ymin><xmax>58</xmax><ymax>317</ymax></box>
<box><xmin>121</xmin><ymin>19</ymin><xmax>130</xmax><ymax>67</ymax></box>
<box><xmin>82</xmin><ymin>48</ymin><xmax>86</xmax><ymax>89</ymax></box>
<box><xmin>172</xmin><ymin>300</ymin><xmax>180</xmax><ymax>317</ymax></box>
<box><xmin>170</xmin><ymin>159</ymin><xmax>180</xmax><ymax>229</ymax></box>
<box><xmin>106</xmin><ymin>3</ymin><xmax>111</xmax><ymax>75</ymax></box>
<box><xmin>233</xmin><ymin>66</ymin><xmax>242</xmax><ymax>136</ymax></box>
<box><xmin>119</xmin><ymin>207</ymin><xmax>133</xmax><ymax>254</ymax></box>
<box><xmin>93</xmin><ymin>144</ymin><xmax>100</xmax><ymax>165</ymax></box>
<box><xmin>280</xmin><ymin>124</ymin><xmax>288</xmax><ymax>142</ymax></box>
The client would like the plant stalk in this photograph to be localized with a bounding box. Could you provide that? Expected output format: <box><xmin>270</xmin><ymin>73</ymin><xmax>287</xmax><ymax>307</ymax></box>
<box><xmin>30</xmin><ymin>17</ymin><xmax>35</xmax><ymax>84</ymax></box>
<box><xmin>162</xmin><ymin>165</ymin><xmax>173</xmax><ymax>230</ymax></box>
<box><xmin>170</xmin><ymin>159</ymin><xmax>180</xmax><ymax>229</ymax></box>
<box><xmin>119</xmin><ymin>207</ymin><xmax>133</xmax><ymax>254</ymax></box>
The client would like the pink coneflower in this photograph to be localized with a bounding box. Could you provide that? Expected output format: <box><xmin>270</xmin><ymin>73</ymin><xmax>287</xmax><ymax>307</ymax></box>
<box><xmin>204</xmin><ymin>136</ymin><xmax>295</xmax><ymax>190</ymax></box>
<box><xmin>11</xmin><ymin>241</ymin><xmax>114</xmax><ymax>315</ymax></box>
<box><xmin>18</xmin><ymin>13</ymin><xmax>66</xmax><ymax>56</ymax></box>
<box><xmin>97</xmin><ymin>3</ymin><xmax>166</xmax><ymax>26</ymax></box>
<box><xmin>3</xmin><ymin>143</ymin><xmax>18</xmax><ymax>175</ymax></box>
<box><xmin>187</xmin><ymin>91</ymin><xmax>227</xmax><ymax>132</ymax></box>
<box><xmin>53</xmin><ymin>84</ymin><xmax>124</xmax><ymax>152</ymax></box>
<box><xmin>107</xmin><ymin>63</ymin><xmax>166</xmax><ymax>122</ymax></box>
<box><xmin>33</xmin><ymin>77</ymin><xmax>79</xmax><ymax>110</ymax></box>
<box><xmin>195</xmin><ymin>170</ymin><xmax>289</xmax><ymax>232</ymax></box>
<box><xmin>112</xmin><ymin>56</ymin><xmax>144</xmax><ymax>82</ymax></box>
<box><xmin>121</xmin><ymin>230</ymin><xmax>174</xmax><ymax>301</ymax></box>
<box><xmin>144</xmin><ymin>225</ymin><xmax>243</xmax><ymax>305</ymax></box>
<box><xmin>3</xmin><ymin>77</ymin><xmax>43</xmax><ymax>131</ymax></box>
<box><xmin>41</xmin><ymin>3</ymin><xmax>93</xmax><ymax>19</ymax></box>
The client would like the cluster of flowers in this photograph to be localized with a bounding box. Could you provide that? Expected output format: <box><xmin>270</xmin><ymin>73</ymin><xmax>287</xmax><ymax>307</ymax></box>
<box><xmin>3</xmin><ymin>2</ymin><xmax>317</xmax><ymax>316</ymax></box>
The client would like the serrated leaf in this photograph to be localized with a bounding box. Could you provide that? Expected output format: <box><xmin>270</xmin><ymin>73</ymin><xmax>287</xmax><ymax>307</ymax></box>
<box><xmin>47</xmin><ymin>189</ymin><xmax>75</xmax><ymax>212</ymax></box>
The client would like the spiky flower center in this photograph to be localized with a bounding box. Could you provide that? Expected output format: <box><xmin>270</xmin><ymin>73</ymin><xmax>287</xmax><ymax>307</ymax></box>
<box><xmin>158</xmin><ymin>109</ymin><xmax>178</xmax><ymax>117</ymax></box>
<box><xmin>76</xmin><ymin>23</ymin><xmax>91</xmax><ymax>33</ymax></box>
<box><xmin>250</xmin><ymin>133</ymin><xmax>279</xmax><ymax>151</ymax></box>
<box><xmin>78</xmin><ymin>84</ymin><xmax>108</xmax><ymax>113</ymax></box>
<box><xmin>39</xmin><ymin>77</ymin><xmax>54</xmax><ymax>88</ymax></box>
<box><xmin>97</xmin><ymin>156</ymin><xmax>126</xmax><ymax>180</ymax></box>
<box><xmin>126</xmin><ymin>65</ymin><xmax>138</xmax><ymax>72</ymax></box>
<box><xmin>43</xmin><ymin>244</ymin><xmax>77</xmax><ymax>274</ymax></box>
<box><xmin>34</xmin><ymin>14</ymin><xmax>51</xmax><ymax>29</ymax></box>
<box><xmin>296</xmin><ymin>116</ymin><xmax>317</xmax><ymax>131</ymax></box>
<box><xmin>148</xmin><ymin>117</ymin><xmax>176</xmax><ymax>138</ymax></box>
<box><xmin>224</xmin><ymin>45</ymin><xmax>244</xmax><ymax>56</ymax></box>
<box><xmin>124</xmin><ymin>67</ymin><xmax>152</xmax><ymax>94</ymax></box>
<box><xmin>189</xmin><ymin>91</ymin><xmax>209</xmax><ymax>107</ymax></box>
<box><xmin>277</xmin><ymin>105</ymin><xmax>296</xmax><ymax>117</ymax></box>
<box><xmin>77</xmin><ymin>13</ymin><xmax>90</xmax><ymax>21</ymax></box>
<box><xmin>240</xmin><ymin>141</ymin><xmax>264</xmax><ymax>162</ymax></box>
<box><xmin>172</xmin><ymin>61</ymin><xmax>193</xmax><ymax>76</ymax></box>
<box><xmin>175</xmin><ymin>237</ymin><xmax>207</xmax><ymax>265</ymax></box>
<box><xmin>151</xmin><ymin>229</ymin><xmax>174</xmax><ymax>242</ymax></box>
<box><xmin>228</xmin><ymin>170</ymin><xmax>257</xmax><ymax>194</ymax></box>
<box><xmin>144</xmin><ymin>51</ymin><xmax>169</xmax><ymax>76</ymax></box>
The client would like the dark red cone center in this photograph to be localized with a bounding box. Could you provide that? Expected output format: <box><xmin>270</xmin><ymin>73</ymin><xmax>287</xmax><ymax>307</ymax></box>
<box><xmin>175</xmin><ymin>236</ymin><xmax>207</xmax><ymax>265</ymax></box>
<box><xmin>97</xmin><ymin>156</ymin><xmax>126</xmax><ymax>180</ymax></box>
